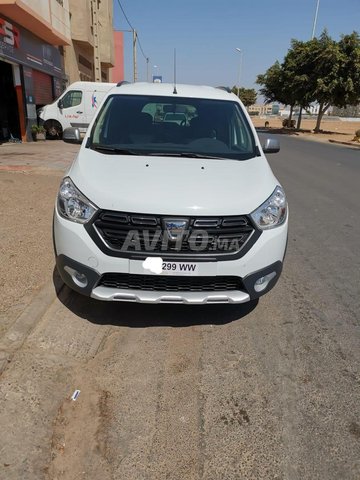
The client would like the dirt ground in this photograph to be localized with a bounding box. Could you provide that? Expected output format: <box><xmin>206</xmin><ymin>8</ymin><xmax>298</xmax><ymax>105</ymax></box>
<box><xmin>0</xmin><ymin>142</ymin><xmax>78</xmax><ymax>334</ymax></box>
<box><xmin>0</xmin><ymin>172</ymin><xmax>62</xmax><ymax>334</ymax></box>
<box><xmin>251</xmin><ymin>116</ymin><xmax>360</xmax><ymax>145</ymax></box>
<box><xmin>0</xmin><ymin>139</ymin><xmax>359</xmax><ymax>480</ymax></box>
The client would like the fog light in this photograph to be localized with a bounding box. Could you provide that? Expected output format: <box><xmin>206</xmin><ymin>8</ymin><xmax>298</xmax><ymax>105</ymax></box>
<box><xmin>254</xmin><ymin>271</ymin><xmax>276</xmax><ymax>292</ymax></box>
<box><xmin>64</xmin><ymin>266</ymin><xmax>88</xmax><ymax>288</ymax></box>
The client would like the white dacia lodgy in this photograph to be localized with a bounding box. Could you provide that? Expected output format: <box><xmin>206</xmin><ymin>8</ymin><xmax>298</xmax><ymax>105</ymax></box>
<box><xmin>53</xmin><ymin>82</ymin><xmax>288</xmax><ymax>304</ymax></box>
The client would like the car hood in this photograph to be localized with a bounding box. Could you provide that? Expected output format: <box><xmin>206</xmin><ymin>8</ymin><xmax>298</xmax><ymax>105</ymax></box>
<box><xmin>69</xmin><ymin>148</ymin><xmax>278</xmax><ymax>216</ymax></box>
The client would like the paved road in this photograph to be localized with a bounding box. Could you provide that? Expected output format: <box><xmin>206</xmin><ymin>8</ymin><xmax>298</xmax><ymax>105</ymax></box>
<box><xmin>0</xmin><ymin>137</ymin><xmax>359</xmax><ymax>480</ymax></box>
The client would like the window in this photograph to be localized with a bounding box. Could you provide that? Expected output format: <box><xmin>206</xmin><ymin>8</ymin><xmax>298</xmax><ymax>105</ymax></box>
<box><xmin>62</xmin><ymin>90</ymin><xmax>82</xmax><ymax>108</ymax></box>
<box><xmin>90</xmin><ymin>95</ymin><xmax>256</xmax><ymax>160</ymax></box>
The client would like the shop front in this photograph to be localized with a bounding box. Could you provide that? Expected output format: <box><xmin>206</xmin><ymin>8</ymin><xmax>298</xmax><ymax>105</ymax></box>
<box><xmin>0</xmin><ymin>15</ymin><xmax>65</xmax><ymax>142</ymax></box>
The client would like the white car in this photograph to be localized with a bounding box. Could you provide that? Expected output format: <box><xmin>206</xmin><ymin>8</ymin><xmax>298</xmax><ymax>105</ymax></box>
<box><xmin>53</xmin><ymin>82</ymin><xmax>288</xmax><ymax>304</ymax></box>
<box><xmin>38</xmin><ymin>81</ymin><xmax>116</xmax><ymax>139</ymax></box>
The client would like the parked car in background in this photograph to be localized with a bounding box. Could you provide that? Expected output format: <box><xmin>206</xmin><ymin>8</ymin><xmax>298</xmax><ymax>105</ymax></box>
<box><xmin>164</xmin><ymin>112</ymin><xmax>187</xmax><ymax>125</ymax></box>
<box><xmin>38</xmin><ymin>81</ymin><xmax>116</xmax><ymax>139</ymax></box>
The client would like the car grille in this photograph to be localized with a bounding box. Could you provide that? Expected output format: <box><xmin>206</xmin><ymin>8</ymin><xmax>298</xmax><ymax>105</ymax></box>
<box><xmin>90</xmin><ymin>210</ymin><xmax>256</xmax><ymax>259</ymax></box>
<box><xmin>98</xmin><ymin>273</ymin><xmax>244</xmax><ymax>292</ymax></box>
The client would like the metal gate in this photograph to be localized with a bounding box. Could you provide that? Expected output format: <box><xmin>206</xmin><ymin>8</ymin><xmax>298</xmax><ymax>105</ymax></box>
<box><xmin>32</xmin><ymin>69</ymin><xmax>53</xmax><ymax>105</ymax></box>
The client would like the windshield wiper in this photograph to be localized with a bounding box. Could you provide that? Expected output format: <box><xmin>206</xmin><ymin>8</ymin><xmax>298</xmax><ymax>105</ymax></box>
<box><xmin>90</xmin><ymin>145</ymin><xmax>138</xmax><ymax>155</ymax></box>
<box><xmin>145</xmin><ymin>152</ymin><xmax>229</xmax><ymax>160</ymax></box>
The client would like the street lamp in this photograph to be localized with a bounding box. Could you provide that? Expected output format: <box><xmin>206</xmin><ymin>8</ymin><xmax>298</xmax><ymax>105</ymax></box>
<box><xmin>235</xmin><ymin>48</ymin><xmax>243</xmax><ymax>97</ymax></box>
<box><xmin>146</xmin><ymin>57</ymin><xmax>149</xmax><ymax>82</ymax></box>
<box><xmin>311</xmin><ymin>0</ymin><xmax>320</xmax><ymax>39</ymax></box>
<box><xmin>152</xmin><ymin>64</ymin><xmax>158</xmax><ymax>82</ymax></box>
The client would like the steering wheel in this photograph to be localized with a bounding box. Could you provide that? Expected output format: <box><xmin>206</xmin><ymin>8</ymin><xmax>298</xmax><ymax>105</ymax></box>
<box><xmin>180</xmin><ymin>119</ymin><xmax>186</xmax><ymax>127</ymax></box>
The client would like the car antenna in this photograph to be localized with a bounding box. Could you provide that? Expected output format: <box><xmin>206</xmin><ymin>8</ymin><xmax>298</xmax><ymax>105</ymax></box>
<box><xmin>173</xmin><ymin>48</ymin><xmax>177</xmax><ymax>94</ymax></box>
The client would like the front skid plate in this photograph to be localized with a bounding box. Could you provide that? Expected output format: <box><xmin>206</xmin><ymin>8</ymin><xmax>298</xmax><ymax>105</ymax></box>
<box><xmin>91</xmin><ymin>286</ymin><xmax>250</xmax><ymax>304</ymax></box>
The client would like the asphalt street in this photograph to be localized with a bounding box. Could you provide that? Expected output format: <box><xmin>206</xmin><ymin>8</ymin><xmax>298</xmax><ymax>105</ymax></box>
<box><xmin>0</xmin><ymin>136</ymin><xmax>359</xmax><ymax>480</ymax></box>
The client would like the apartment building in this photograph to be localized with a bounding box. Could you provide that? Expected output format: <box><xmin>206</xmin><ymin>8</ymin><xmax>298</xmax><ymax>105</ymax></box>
<box><xmin>0</xmin><ymin>0</ymin><xmax>71</xmax><ymax>141</ymax></box>
<box><xmin>64</xmin><ymin>0</ymin><xmax>114</xmax><ymax>84</ymax></box>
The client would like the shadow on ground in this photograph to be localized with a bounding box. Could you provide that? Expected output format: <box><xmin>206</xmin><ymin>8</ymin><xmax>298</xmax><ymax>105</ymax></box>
<box><xmin>53</xmin><ymin>268</ymin><xmax>258</xmax><ymax>328</ymax></box>
<box><xmin>256</xmin><ymin>127</ymin><xmax>302</xmax><ymax>135</ymax></box>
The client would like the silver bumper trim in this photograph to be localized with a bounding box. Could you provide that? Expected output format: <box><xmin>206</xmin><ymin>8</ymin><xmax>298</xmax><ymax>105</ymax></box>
<box><xmin>91</xmin><ymin>286</ymin><xmax>250</xmax><ymax>304</ymax></box>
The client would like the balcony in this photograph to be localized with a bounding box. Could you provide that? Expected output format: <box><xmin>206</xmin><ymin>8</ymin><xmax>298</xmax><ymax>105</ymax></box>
<box><xmin>69</xmin><ymin>0</ymin><xmax>93</xmax><ymax>48</ymax></box>
<box><xmin>0</xmin><ymin>0</ymin><xmax>71</xmax><ymax>45</ymax></box>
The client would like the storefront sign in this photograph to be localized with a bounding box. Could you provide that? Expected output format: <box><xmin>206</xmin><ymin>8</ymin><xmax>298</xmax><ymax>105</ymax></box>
<box><xmin>0</xmin><ymin>18</ymin><xmax>20</xmax><ymax>48</ymax></box>
<box><xmin>0</xmin><ymin>15</ymin><xmax>63</xmax><ymax>78</ymax></box>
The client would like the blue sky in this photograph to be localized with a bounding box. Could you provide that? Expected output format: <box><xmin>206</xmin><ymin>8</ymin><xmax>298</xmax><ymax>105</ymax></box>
<box><xmin>113</xmin><ymin>0</ymin><xmax>360</xmax><ymax>92</ymax></box>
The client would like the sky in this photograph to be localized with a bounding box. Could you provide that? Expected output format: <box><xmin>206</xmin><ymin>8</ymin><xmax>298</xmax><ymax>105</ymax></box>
<box><xmin>113</xmin><ymin>0</ymin><xmax>360</xmax><ymax>93</ymax></box>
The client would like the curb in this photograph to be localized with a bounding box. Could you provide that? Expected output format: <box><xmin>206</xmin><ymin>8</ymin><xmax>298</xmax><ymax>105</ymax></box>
<box><xmin>328</xmin><ymin>139</ymin><xmax>360</xmax><ymax>148</ymax></box>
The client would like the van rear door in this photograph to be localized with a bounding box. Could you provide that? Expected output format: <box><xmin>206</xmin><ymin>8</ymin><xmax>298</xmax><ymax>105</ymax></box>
<box><xmin>84</xmin><ymin>88</ymin><xmax>111</xmax><ymax>128</ymax></box>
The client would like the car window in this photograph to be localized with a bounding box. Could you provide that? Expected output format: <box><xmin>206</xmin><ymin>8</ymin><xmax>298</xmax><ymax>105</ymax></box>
<box><xmin>62</xmin><ymin>90</ymin><xmax>82</xmax><ymax>108</ymax></box>
<box><xmin>90</xmin><ymin>94</ymin><xmax>256</xmax><ymax>160</ymax></box>
<box><xmin>164</xmin><ymin>113</ymin><xmax>187</xmax><ymax>123</ymax></box>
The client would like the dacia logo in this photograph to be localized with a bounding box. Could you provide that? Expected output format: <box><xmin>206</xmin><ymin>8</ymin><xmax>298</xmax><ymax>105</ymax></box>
<box><xmin>163</xmin><ymin>219</ymin><xmax>189</xmax><ymax>241</ymax></box>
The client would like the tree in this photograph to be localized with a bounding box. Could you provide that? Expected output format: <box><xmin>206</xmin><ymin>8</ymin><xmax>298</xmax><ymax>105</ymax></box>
<box><xmin>256</xmin><ymin>61</ymin><xmax>299</xmax><ymax>123</ymax></box>
<box><xmin>329</xmin><ymin>32</ymin><xmax>360</xmax><ymax>128</ymax></box>
<box><xmin>231</xmin><ymin>86</ymin><xmax>257</xmax><ymax>107</ymax></box>
<box><xmin>282</xmin><ymin>38</ymin><xmax>317</xmax><ymax>129</ymax></box>
<box><xmin>304</xmin><ymin>31</ymin><xmax>342</xmax><ymax>131</ymax></box>
<box><xmin>302</xmin><ymin>30</ymin><xmax>360</xmax><ymax>131</ymax></box>
<box><xmin>256</xmin><ymin>30</ymin><xmax>360</xmax><ymax>132</ymax></box>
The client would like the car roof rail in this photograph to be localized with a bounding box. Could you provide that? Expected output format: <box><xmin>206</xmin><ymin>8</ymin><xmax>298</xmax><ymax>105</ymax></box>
<box><xmin>116</xmin><ymin>80</ymin><xmax>131</xmax><ymax>87</ymax></box>
<box><xmin>216</xmin><ymin>86</ymin><xmax>232</xmax><ymax>93</ymax></box>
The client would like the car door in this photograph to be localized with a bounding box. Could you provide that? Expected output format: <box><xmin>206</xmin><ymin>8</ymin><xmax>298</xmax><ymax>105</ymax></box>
<box><xmin>59</xmin><ymin>89</ymin><xmax>87</xmax><ymax>132</ymax></box>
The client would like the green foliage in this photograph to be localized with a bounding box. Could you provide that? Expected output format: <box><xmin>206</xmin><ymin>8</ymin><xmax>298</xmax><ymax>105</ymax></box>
<box><xmin>231</xmin><ymin>87</ymin><xmax>257</xmax><ymax>107</ymax></box>
<box><xmin>31</xmin><ymin>124</ymin><xmax>46</xmax><ymax>134</ymax></box>
<box><xmin>256</xmin><ymin>29</ymin><xmax>360</xmax><ymax>131</ymax></box>
<box><xmin>282</xmin><ymin>118</ymin><xmax>296</xmax><ymax>128</ymax></box>
<box><xmin>256</xmin><ymin>60</ymin><xmax>297</xmax><ymax>108</ymax></box>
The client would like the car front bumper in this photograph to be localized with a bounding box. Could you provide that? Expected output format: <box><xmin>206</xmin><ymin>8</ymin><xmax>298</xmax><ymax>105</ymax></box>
<box><xmin>54</xmin><ymin>209</ymin><xmax>287</xmax><ymax>304</ymax></box>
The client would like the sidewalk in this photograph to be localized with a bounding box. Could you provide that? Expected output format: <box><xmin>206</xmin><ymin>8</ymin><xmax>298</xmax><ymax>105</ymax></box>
<box><xmin>252</xmin><ymin>116</ymin><xmax>360</xmax><ymax>148</ymax></box>
<box><xmin>0</xmin><ymin>140</ymin><xmax>80</xmax><ymax>174</ymax></box>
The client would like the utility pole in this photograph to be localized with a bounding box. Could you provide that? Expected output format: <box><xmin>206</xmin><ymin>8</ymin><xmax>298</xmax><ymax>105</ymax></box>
<box><xmin>298</xmin><ymin>0</ymin><xmax>320</xmax><ymax>129</ymax></box>
<box><xmin>146</xmin><ymin>57</ymin><xmax>149</xmax><ymax>82</ymax></box>
<box><xmin>133</xmin><ymin>29</ymin><xmax>137</xmax><ymax>82</ymax></box>
<box><xmin>91</xmin><ymin>0</ymin><xmax>101</xmax><ymax>82</ymax></box>
<box><xmin>235</xmin><ymin>48</ymin><xmax>243</xmax><ymax>98</ymax></box>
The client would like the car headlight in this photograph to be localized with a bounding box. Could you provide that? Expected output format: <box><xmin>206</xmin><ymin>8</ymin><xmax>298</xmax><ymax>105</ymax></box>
<box><xmin>251</xmin><ymin>185</ymin><xmax>287</xmax><ymax>229</ymax></box>
<box><xmin>57</xmin><ymin>177</ymin><xmax>97</xmax><ymax>224</ymax></box>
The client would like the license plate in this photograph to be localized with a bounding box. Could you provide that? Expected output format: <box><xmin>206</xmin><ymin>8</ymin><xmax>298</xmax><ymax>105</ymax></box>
<box><xmin>129</xmin><ymin>259</ymin><xmax>217</xmax><ymax>277</ymax></box>
<box><xmin>161</xmin><ymin>261</ymin><xmax>198</xmax><ymax>275</ymax></box>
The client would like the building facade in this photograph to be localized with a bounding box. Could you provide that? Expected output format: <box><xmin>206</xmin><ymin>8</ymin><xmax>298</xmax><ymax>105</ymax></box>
<box><xmin>109</xmin><ymin>30</ymin><xmax>124</xmax><ymax>83</ymax></box>
<box><xmin>64</xmin><ymin>0</ymin><xmax>114</xmax><ymax>84</ymax></box>
<box><xmin>247</xmin><ymin>104</ymin><xmax>278</xmax><ymax>116</ymax></box>
<box><xmin>0</xmin><ymin>0</ymin><xmax>71</xmax><ymax>141</ymax></box>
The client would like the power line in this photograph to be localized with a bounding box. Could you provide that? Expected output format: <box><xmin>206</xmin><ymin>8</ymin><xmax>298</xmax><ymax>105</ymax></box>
<box><xmin>137</xmin><ymin>35</ymin><xmax>148</xmax><ymax>61</ymax></box>
<box><xmin>116</xmin><ymin>0</ymin><xmax>134</xmax><ymax>31</ymax></box>
<box><xmin>116</xmin><ymin>0</ymin><xmax>149</xmax><ymax>61</ymax></box>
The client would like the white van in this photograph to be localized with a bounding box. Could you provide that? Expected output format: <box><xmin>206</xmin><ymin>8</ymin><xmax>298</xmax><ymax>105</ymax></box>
<box><xmin>38</xmin><ymin>81</ymin><xmax>116</xmax><ymax>139</ymax></box>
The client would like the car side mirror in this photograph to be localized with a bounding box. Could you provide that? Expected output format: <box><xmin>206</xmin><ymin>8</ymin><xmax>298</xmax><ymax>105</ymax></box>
<box><xmin>63</xmin><ymin>127</ymin><xmax>82</xmax><ymax>144</ymax></box>
<box><xmin>57</xmin><ymin>99</ymin><xmax>64</xmax><ymax>109</ymax></box>
<box><xmin>262</xmin><ymin>137</ymin><xmax>280</xmax><ymax>154</ymax></box>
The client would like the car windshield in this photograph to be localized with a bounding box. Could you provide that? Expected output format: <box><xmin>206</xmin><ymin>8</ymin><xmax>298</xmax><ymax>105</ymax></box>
<box><xmin>89</xmin><ymin>94</ymin><xmax>256</xmax><ymax>160</ymax></box>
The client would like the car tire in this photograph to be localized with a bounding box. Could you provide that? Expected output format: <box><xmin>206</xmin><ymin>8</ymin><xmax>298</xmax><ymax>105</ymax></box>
<box><xmin>44</xmin><ymin>120</ymin><xmax>63</xmax><ymax>140</ymax></box>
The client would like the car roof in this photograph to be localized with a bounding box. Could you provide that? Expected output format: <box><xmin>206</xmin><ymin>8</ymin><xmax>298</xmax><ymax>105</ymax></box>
<box><xmin>69</xmin><ymin>81</ymin><xmax>117</xmax><ymax>90</ymax></box>
<box><xmin>110</xmin><ymin>82</ymin><xmax>238</xmax><ymax>101</ymax></box>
